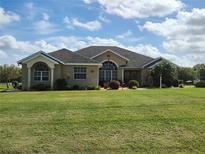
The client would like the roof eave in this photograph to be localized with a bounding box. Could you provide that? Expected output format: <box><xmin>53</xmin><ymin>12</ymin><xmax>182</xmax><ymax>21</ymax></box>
<box><xmin>18</xmin><ymin>51</ymin><xmax>63</xmax><ymax>65</ymax></box>
<box><xmin>90</xmin><ymin>49</ymin><xmax>130</xmax><ymax>61</ymax></box>
<box><xmin>142</xmin><ymin>57</ymin><xmax>163</xmax><ymax>68</ymax></box>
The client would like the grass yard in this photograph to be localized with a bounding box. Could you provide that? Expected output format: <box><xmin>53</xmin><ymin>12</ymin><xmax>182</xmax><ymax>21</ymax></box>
<box><xmin>0</xmin><ymin>83</ymin><xmax>13</xmax><ymax>89</ymax></box>
<box><xmin>0</xmin><ymin>89</ymin><xmax>205</xmax><ymax>153</ymax></box>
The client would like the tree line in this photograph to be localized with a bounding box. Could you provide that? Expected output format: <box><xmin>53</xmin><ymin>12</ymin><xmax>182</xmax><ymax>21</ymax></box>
<box><xmin>0</xmin><ymin>64</ymin><xmax>22</xmax><ymax>87</ymax></box>
<box><xmin>152</xmin><ymin>61</ymin><xmax>205</xmax><ymax>87</ymax></box>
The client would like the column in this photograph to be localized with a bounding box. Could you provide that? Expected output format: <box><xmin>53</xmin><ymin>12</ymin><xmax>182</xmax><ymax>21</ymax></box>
<box><xmin>121</xmin><ymin>68</ymin><xmax>124</xmax><ymax>83</ymax></box>
<box><xmin>28</xmin><ymin>67</ymin><xmax>31</xmax><ymax>90</ymax></box>
<box><xmin>141</xmin><ymin>70</ymin><xmax>144</xmax><ymax>87</ymax></box>
<box><xmin>51</xmin><ymin>68</ymin><xmax>54</xmax><ymax>89</ymax></box>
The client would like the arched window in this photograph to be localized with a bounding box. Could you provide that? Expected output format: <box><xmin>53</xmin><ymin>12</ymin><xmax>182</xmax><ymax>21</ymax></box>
<box><xmin>99</xmin><ymin>61</ymin><xmax>117</xmax><ymax>82</ymax></box>
<box><xmin>33</xmin><ymin>62</ymin><xmax>49</xmax><ymax>81</ymax></box>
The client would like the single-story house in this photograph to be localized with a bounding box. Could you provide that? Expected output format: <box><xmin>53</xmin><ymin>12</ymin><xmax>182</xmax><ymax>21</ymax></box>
<box><xmin>18</xmin><ymin>46</ymin><xmax>163</xmax><ymax>90</ymax></box>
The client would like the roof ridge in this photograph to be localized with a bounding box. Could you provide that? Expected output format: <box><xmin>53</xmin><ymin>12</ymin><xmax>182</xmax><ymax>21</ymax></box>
<box><xmin>75</xmin><ymin>46</ymin><xmax>92</xmax><ymax>52</ymax></box>
<box><xmin>73</xmin><ymin>51</ymin><xmax>99</xmax><ymax>63</ymax></box>
<box><xmin>48</xmin><ymin>48</ymin><xmax>73</xmax><ymax>54</ymax></box>
<box><xmin>115</xmin><ymin>46</ymin><xmax>154</xmax><ymax>60</ymax></box>
<box><xmin>49</xmin><ymin>48</ymin><xmax>99</xmax><ymax>63</ymax></box>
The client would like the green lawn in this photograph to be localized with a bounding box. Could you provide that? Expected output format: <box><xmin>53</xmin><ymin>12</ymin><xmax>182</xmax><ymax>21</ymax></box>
<box><xmin>0</xmin><ymin>83</ymin><xmax>13</xmax><ymax>89</ymax></box>
<box><xmin>0</xmin><ymin>89</ymin><xmax>205</xmax><ymax>153</ymax></box>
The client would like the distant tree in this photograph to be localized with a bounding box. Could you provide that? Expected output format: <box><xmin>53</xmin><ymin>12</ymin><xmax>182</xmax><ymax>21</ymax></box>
<box><xmin>0</xmin><ymin>64</ymin><xmax>22</xmax><ymax>88</ymax></box>
<box><xmin>193</xmin><ymin>64</ymin><xmax>205</xmax><ymax>80</ymax></box>
<box><xmin>151</xmin><ymin>60</ymin><xmax>177</xmax><ymax>87</ymax></box>
<box><xmin>177</xmin><ymin>67</ymin><xmax>196</xmax><ymax>82</ymax></box>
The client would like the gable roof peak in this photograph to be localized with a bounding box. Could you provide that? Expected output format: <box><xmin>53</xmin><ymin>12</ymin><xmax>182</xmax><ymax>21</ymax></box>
<box><xmin>48</xmin><ymin>48</ymin><xmax>99</xmax><ymax>64</ymax></box>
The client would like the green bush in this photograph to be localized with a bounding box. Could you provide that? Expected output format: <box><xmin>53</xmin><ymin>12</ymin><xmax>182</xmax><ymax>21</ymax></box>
<box><xmin>179</xmin><ymin>84</ymin><xmax>184</xmax><ymax>88</ymax></box>
<box><xmin>87</xmin><ymin>86</ymin><xmax>96</xmax><ymax>90</ymax></box>
<box><xmin>55</xmin><ymin>78</ymin><xmax>67</xmax><ymax>90</ymax></box>
<box><xmin>32</xmin><ymin>84</ymin><xmax>50</xmax><ymax>91</ymax></box>
<box><xmin>172</xmin><ymin>79</ymin><xmax>179</xmax><ymax>87</ymax></box>
<box><xmin>151</xmin><ymin>60</ymin><xmax>177</xmax><ymax>87</ymax></box>
<box><xmin>195</xmin><ymin>81</ymin><xmax>205</xmax><ymax>88</ymax></box>
<box><xmin>103</xmin><ymin>82</ymin><xmax>109</xmax><ymax>89</ymax></box>
<box><xmin>128</xmin><ymin>80</ymin><xmax>139</xmax><ymax>89</ymax></box>
<box><xmin>72</xmin><ymin>85</ymin><xmax>80</xmax><ymax>90</ymax></box>
<box><xmin>95</xmin><ymin>86</ymin><xmax>100</xmax><ymax>90</ymax></box>
<box><xmin>109</xmin><ymin>80</ymin><xmax>120</xmax><ymax>90</ymax></box>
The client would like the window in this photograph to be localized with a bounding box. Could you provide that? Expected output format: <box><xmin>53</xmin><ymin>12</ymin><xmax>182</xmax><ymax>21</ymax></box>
<box><xmin>74</xmin><ymin>67</ymin><xmax>86</xmax><ymax>79</ymax></box>
<box><xmin>99</xmin><ymin>61</ymin><xmax>117</xmax><ymax>82</ymax></box>
<box><xmin>34</xmin><ymin>63</ymin><xmax>49</xmax><ymax>81</ymax></box>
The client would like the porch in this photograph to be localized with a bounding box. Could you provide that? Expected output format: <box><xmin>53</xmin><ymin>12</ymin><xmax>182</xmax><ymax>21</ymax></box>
<box><xmin>99</xmin><ymin>68</ymin><xmax>144</xmax><ymax>86</ymax></box>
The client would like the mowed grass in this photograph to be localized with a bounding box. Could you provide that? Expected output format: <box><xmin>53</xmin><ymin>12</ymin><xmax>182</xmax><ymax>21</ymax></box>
<box><xmin>0</xmin><ymin>89</ymin><xmax>205</xmax><ymax>153</ymax></box>
<box><xmin>0</xmin><ymin>83</ymin><xmax>13</xmax><ymax>89</ymax></box>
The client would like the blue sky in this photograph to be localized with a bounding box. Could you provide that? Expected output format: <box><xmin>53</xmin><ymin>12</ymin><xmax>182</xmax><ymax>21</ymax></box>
<box><xmin>0</xmin><ymin>0</ymin><xmax>205</xmax><ymax>66</ymax></box>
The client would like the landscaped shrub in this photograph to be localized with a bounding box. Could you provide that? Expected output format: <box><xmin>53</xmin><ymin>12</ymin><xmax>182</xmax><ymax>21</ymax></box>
<box><xmin>95</xmin><ymin>86</ymin><xmax>100</xmax><ymax>90</ymax></box>
<box><xmin>99</xmin><ymin>81</ymin><xmax>104</xmax><ymax>87</ymax></box>
<box><xmin>195</xmin><ymin>81</ymin><xmax>205</xmax><ymax>88</ymax></box>
<box><xmin>72</xmin><ymin>85</ymin><xmax>80</xmax><ymax>90</ymax></box>
<box><xmin>55</xmin><ymin>78</ymin><xmax>67</xmax><ymax>90</ymax></box>
<box><xmin>172</xmin><ymin>79</ymin><xmax>179</xmax><ymax>87</ymax></box>
<box><xmin>179</xmin><ymin>84</ymin><xmax>184</xmax><ymax>88</ymax></box>
<box><xmin>117</xmin><ymin>80</ymin><xmax>122</xmax><ymax>86</ymax></box>
<box><xmin>32</xmin><ymin>84</ymin><xmax>50</xmax><ymax>91</ymax></box>
<box><xmin>109</xmin><ymin>80</ymin><xmax>120</xmax><ymax>90</ymax></box>
<box><xmin>79</xmin><ymin>86</ymin><xmax>87</xmax><ymax>90</ymax></box>
<box><xmin>11</xmin><ymin>81</ymin><xmax>19</xmax><ymax>89</ymax></box>
<box><xmin>128</xmin><ymin>80</ymin><xmax>139</xmax><ymax>89</ymax></box>
<box><xmin>87</xmin><ymin>86</ymin><xmax>96</xmax><ymax>90</ymax></box>
<box><xmin>103</xmin><ymin>82</ymin><xmax>109</xmax><ymax>89</ymax></box>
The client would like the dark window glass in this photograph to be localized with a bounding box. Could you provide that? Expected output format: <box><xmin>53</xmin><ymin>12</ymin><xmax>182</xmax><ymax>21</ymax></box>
<box><xmin>99</xmin><ymin>61</ymin><xmax>117</xmax><ymax>82</ymax></box>
<box><xmin>74</xmin><ymin>67</ymin><xmax>86</xmax><ymax>79</ymax></box>
<box><xmin>33</xmin><ymin>63</ymin><xmax>49</xmax><ymax>81</ymax></box>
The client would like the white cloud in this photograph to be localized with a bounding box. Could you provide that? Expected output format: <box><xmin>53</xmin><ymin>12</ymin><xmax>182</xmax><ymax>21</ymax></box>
<box><xmin>41</xmin><ymin>35</ymin><xmax>175</xmax><ymax>62</ymax></box>
<box><xmin>47</xmin><ymin>36</ymin><xmax>120</xmax><ymax>51</ymax></box>
<box><xmin>99</xmin><ymin>14</ymin><xmax>110</xmax><ymax>23</ymax></box>
<box><xmin>0</xmin><ymin>34</ymin><xmax>195</xmax><ymax>67</ymax></box>
<box><xmin>0</xmin><ymin>35</ymin><xmax>57</xmax><ymax>53</ymax></box>
<box><xmin>142</xmin><ymin>8</ymin><xmax>205</xmax><ymax>66</ymax></box>
<box><xmin>0</xmin><ymin>35</ymin><xmax>59</xmax><ymax>64</ymax></box>
<box><xmin>84</xmin><ymin>0</ymin><xmax>184</xmax><ymax>18</ymax></box>
<box><xmin>125</xmin><ymin>44</ymin><xmax>162</xmax><ymax>58</ymax></box>
<box><xmin>0</xmin><ymin>50</ymin><xmax>7</xmax><ymax>59</ymax></box>
<box><xmin>116</xmin><ymin>30</ymin><xmax>143</xmax><ymax>42</ymax></box>
<box><xmin>43</xmin><ymin>13</ymin><xmax>49</xmax><ymax>21</ymax></box>
<box><xmin>0</xmin><ymin>7</ymin><xmax>20</xmax><ymax>26</ymax></box>
<box><xmin>63</xmin><ymin>17</ymin><xmax>101</xmax><ymax>31</ymax></box>
<box><xmin>34</xmin><ymin>13</ymin><xmax>58</xmax><ymax>34</ymax></box>
<box><xmin>25</xmin><ymin>2</ymin><xmax>34</xmax><ymax>10</ymax></box>
<box><xmin>116</xmin><ymin>30</ymin><xmax>133</xmax><ymax>39</ymax></box>
<box><xmin>83</xmin><ymin>0</ymin><xmax>94</xmax><ymax>4</ymax></box>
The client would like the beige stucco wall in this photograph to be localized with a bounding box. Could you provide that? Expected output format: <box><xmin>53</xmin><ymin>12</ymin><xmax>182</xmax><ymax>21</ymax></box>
<box><xmin>22</xmin><ymin>64</ymin><xmax>28</xmax><ymax>90</ymax></box>
<box><xmin>26</xmin><ymin>55</ymin><xmax>56</xmax><ymax>69</ymax></box>
<box><xmin>21</xmin><ymin>55</ymin><xmax>57</xmax><ymax>90</ymax></box>
<box><xmin>117</xmin><ymin>68</ymin><xmax>123</xmax><ymax>82</ymax></box>
<box><xmin>22</xmin><ymin>63</ymin><xmax>99</xmax><ymax>90</ymax></box>
<box><xmin>30</xmin><ymin>64</ymin><xmax>51</xmax><ymax>88</ymax></box>
<box><xmin>54</xmin><ymin>65</ymin><xmax>99</xmax><ymax>87</ymax></box>
<box><xmin>93</xmin><ymin>51</ymin><xmax>127</xmax><ymax>82</ymax></box>
<box><xmin>93</xmin><ymin>51</ymin><xmax>127</xmax><ymax>67</ymax></box>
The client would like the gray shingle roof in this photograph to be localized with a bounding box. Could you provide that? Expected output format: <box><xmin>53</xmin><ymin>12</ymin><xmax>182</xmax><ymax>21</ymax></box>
<box><xmin>76</xmin><ymin>46</ymin><xmax>155</xmax><ymax>68</ymax></box>
<box><xmin>48</xmin><ymin>48</ymin><xmax>99</xmax><ymax>64</ymax></box>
